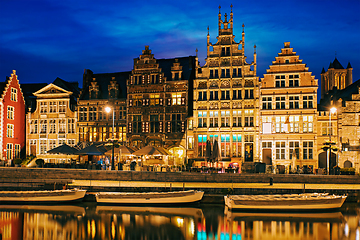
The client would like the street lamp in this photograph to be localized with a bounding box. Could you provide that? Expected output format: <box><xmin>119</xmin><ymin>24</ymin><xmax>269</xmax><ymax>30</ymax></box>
<box><xmin>327</xmin><ymin>107</ymin><xmax>337</xmax><ymax>175</ymax></box>
<box><xmin>105</xmin><ymin>106</ymin><xmax>115</xmax><ymax>170</ymax></box>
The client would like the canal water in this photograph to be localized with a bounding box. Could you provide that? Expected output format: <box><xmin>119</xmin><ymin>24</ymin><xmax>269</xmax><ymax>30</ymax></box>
<box><xmin>0</xmin><ymin>203</ymin><xmax>359</xmax><ymax>240</ymax></box>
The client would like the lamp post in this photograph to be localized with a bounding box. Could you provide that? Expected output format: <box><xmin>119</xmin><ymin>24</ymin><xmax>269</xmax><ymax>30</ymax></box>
<box><xmin>105</xmin><ymin>106</ymin><xmax>115</xmax><ymax>170</ymax></box>
<box><xmin>327</xmin><ymin>107</ymin><xmax>337</xmax><ymax>175</ymax></box>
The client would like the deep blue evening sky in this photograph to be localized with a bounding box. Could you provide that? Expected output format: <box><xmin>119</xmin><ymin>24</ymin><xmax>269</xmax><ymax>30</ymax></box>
<box><xmin>0</xmin><ymin>0</ymin><xmax>359</xmax><ymax>100</ymax></box>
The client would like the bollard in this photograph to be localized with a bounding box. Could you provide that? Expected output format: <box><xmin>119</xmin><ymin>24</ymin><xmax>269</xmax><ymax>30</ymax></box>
<box><xmin>183</xmin><ymin>182</ymin><xmax>185</xmax><ymax>191</ymax></box>
<box><xmin>269</xmin><ymin>177</ymin><xmax>273</xmax><ymax>186</ymax></box>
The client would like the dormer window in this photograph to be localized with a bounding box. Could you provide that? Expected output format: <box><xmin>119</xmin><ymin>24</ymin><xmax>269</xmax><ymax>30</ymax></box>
<box><xmin>108</xmin><ymin>78</ymin><xmax>118</xmax><ymax>99</ymax></box>
<box><xmin>89</xmin><ymin>80</ymin><xmax>99</xmax><ymax>99</ymax></box>
<box><xmin>10</xmin><ymin>88</ymin><xmax>17</xmax><ymax>101</ymax></box>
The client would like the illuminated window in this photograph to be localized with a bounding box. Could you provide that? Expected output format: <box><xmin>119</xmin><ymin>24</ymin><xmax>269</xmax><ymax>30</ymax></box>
<box><xmin>49</xmin><ymin>120</ymin><xmax>56</xmax><ymax>133</ymax></box>
<box><xmin>188</xmin><ymin>137</ymin><xmax>194</xmax><ymax>150</ymax></box>
<box><xmin>15</xmin><ymin>144</ymin><xmax>20</xmax><ymax>158</ymax></box>
<box><xmin>233</xmin><ymin>110</ymin><xmax>242</xmax><ymax>127</ymax></box>
<box><xmin>221</xmin><ymin>111</ymin><xmax>230</xmax><ymax>127</ymax></box>
<box><xmin>7</xmin><ymin>106</ymin><xmax>14</xmax><ymax>119</ymax></box>
<box><xmin>275</xmin><ymin>141</ymin><xmax>286</xmax><ymax>159</ymax></box>
<box><xmin>289</xmin><ymin>116</ymin><xmax>300</xmax><ymax>133</ymax></box>
<box><xmin>30</xmin><ymin>120</ymin><xmax>38</xmax><ymax>134</ymax></box>
<box><xmin>275</xmin><ymin>116</ymin><xmax>286</xmax><ymax>133</ymax></box>
<box><xmin>10</xmin><ymin>88</ymin><xmax>17</xmax><ymax>101</ymax></box>
<box><xmin>40</xmin><ymin>140</ymin><xmax>47</xmax><ymax>154</ymax></box>
<box><xmin>49</xmin><ymin>101</ymin><xmax>57</xmax><ymax>113</ymax></box>
<box><xmin>150</xmin><ymin>94</ymin><xmax>160</xmax><ymax>106</ymax></box>
<box><xmin>303</xmin><ymin>116</ymin><xmax>313</xmax><ymax>133</ymax></box>
<box><xmin>197</xmin><ymin>135</ymin><xmax>207</xmax><ymax>157</ymax></box>
<box><xmin>198</xmin><ymin>111</ymin><xmax>207</xmax><ymax>128</ymax></box>
<box><xmin>6</xmin><ymin>143</ymin><xmax>13</xmax><ymax>159</ymax></box>
<box><xmin>40</xmin><ymin>102</ymin><xmax>47</xmax><ymax>113</ymax></box>
<box><xmin>172</xmin><ymin>93</ymin><xmax>182</xmax><ymax>105</ymax></box>
<box><xmin>232</xmin><ymin>134</ymin><xmax>242</xmax><ymax>157</ymax></box>
<box><xmin>209</xmin><ymin>111</ymin><xmax>219</xmax><ymax>127</ymax></box>
<box><xmin>40</xmin><ymin>120</ymin><xmax>47</xmax><ymax>133</ymax></box>
<box><xmin>59</xmin><ymin>101</ymin><xmax>66</xmax><ymax>113</ymax></box>
<box><xmin>68</xmin><ymin>119</ymin><xmax>75</xmax><ymax>133</ymax></box>
<box><xmin>221</xmin><ymin>134</ymin><xmax>230</xmax><ymax>157</ymax></box>
<box><xmin>49</xmin><ymin>140</ymin><xmax>56</xmax><ymax>150</ymax></box>
<box><xmin>244</xmin><ymin>110</ymin><xmax>254</xmax><ymax>127</ymax></box>
<box><xmin>59</xmin><ymin>119</ymin><xmax>66</xmax><ymax>133</ymax></box>
<box><xmin>7</xmin><ymin>124</ymin><xmax>14</xmax><ymax>138</ymax></box>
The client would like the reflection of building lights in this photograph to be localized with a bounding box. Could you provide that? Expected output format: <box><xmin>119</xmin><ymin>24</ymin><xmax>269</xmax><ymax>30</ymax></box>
<box><xmin>176</xmin><ymin>217</ymin><xmax>184</xmax><ymax>227</ymax></box>
<box><xmin>345</xmin><ymin>223</ymin><xmax>349</xmax><ymax>237</ymax></box>
<box><xmin>91</xmin><ymin>219</ymin><xmax>96</xmax><ymax>238</ymax></box>
<box><xmin>356</xmin><ymin>228</ymin><xmax>359</xmax><ymax>240</ymax></box>
<box><xmin>111</xmin><ymin>222</ymin><xmax>115</xmax><ymax>239</ymax></box>
<box><xmin>189</xmin><ymin>220</ymin><xmax>195</xmax><ymax>237</ymax></box>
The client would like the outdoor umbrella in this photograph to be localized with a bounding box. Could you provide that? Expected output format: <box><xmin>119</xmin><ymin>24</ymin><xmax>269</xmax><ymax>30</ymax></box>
<box><xmin>132</xmin><ymin>145</ymin><xmax>169</xmax><ymax>156</ymax></box>
<box><xmin>205</xmin><ymin>139</ymin><xmax>212</xmax><ymax>161</ymax></box>
<box><xmin>47</xmin><ymin>144</ymin><xmax>78</xmax><ymax>155</ymax></box>
<box><xmin>105</xmin><ymin>145</ymin><xmax>135</xmax><ymax>156</ymax></box>
<box><xmin>75</xmin><ymin>144</ymin><xmax>107</xmax><ymax>155</ymax></box>
<box><xmin>210</xmin><ymin>139</ymin><xmax>220</xmax><ymax>162</ymax></box>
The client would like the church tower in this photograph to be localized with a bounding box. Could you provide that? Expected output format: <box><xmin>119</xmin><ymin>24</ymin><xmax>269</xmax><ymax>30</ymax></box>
<box><xmin>320</xmin><ymin>58</ymin><xmax>353</xmax><ymax>99</ymax></box>
<box><xmin>193</xmin><ymin>5</ymin><xmax>259</xmax><ymax>166</ymax></box>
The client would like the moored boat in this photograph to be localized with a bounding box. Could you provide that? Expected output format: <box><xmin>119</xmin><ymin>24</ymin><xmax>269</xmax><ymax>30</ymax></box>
<box><xmin>96</xmin><ymin>190</ymin><xmax>204</xmax><ymax>205</ymax></box>
<box><xmin>224</xmin><ymin>193</ymin><xmax>347</xmax><ymax>210</ymax></box>
<box><xmin>0</xmin><ymin>189</ymin><xmax>87</xmax><ymax>202</ymax></box>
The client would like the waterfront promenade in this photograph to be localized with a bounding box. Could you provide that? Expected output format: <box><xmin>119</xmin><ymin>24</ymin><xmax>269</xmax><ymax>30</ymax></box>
<box><xmin>1</xmin><ymin>167</ymin><xmax>359</xmax><ymax>201</ymax></box>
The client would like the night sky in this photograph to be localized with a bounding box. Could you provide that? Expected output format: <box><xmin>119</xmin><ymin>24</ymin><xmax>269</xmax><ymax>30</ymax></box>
<box><xmin>1</xmin><ymin>0</ymin><xmax>359</xmax><ymax>101</ymax></box>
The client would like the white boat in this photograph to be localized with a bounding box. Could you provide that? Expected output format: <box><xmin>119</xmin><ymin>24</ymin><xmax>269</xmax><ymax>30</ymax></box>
<box><xmin>224</xmin><ymin>193</ymin><xmax>347</xmax><ymax>210</ymax></box>
<box><xmin>0</xmin><ymin>189</ymin><xmax>87</xmax><ymax>202</ymax></box>
<box><xmin>96</xmin><ymin>190</ymin><xmax>204</xmax><ymax>205</ymax></box>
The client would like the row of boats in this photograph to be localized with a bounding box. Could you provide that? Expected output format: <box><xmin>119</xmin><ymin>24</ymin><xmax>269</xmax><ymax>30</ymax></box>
<box><xmin>0</xmin><ymin>188</ymin><xmax>347</xmax><ymax>211</ymax></box>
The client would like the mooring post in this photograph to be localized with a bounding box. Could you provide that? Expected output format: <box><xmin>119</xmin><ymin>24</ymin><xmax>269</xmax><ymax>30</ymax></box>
<box><xmin>183</xmin><ymin>182</ymin><xmax>185</xmax><ymax>191</ymax></box>
<box><xmin>170</xmin><ymin>183</ymin><xmax>172</xmax><ymax>191</ymax></box>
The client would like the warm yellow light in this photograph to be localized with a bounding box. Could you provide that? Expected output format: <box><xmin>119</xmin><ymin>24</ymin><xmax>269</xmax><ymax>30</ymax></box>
<box><xmin>330</xmin><ymin>107</ymin><xmax>337</xmax><ymax>114</ymax></box>
<box><xmin>105</xmin><ymin>106</ymin><xmax>111</xmax><ymax>113</ymax></box>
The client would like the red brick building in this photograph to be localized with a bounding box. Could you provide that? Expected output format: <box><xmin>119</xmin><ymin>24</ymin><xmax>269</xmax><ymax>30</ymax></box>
<box><xmin>1</xmin><ymin>70</ymin><xmax>26</xmax><ymax>162</ymax></box>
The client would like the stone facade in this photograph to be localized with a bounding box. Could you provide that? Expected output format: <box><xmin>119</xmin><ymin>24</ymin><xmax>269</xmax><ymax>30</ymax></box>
<box><xmin>260</xmin><ymin>42</ymin><xmax>318</xmax><ymax>172</ymax></box>
<box><xmin>1</xmin><ymin>70</ymin><xmax>26</xmax><ymax>161</ymax></box>
<box><xmin>25</xmin><ymin>78</ymin><xmax>79</xmax><ymax>163</ymax></box>
<box><xmin>193</xmin><ymin>5</ymin><xmax>259</xmax><ymax>166</ymax></box>
<box><xmin>127</xmin><ymin>46</ymin><xmax>195</xmax><ymax>165</ymax></box>
<box><xmin>78</xmin><ymin>70</ymin><xmax>128</xmax><ymax>145</ymax></box>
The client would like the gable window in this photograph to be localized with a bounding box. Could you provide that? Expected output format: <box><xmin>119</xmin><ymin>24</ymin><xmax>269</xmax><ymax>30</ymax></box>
<box><xmin>49</xmin><ymin>101</ymin><xmax>57</xmax><ymax>113</ymax></box>
<box><xmin>7</xmin><ymin>106</ymin><xmax>14</xmax><ymax>119</ymax></box>
<box><xmin>10</xmin><ymin>88</ymin><xmax>17</xmax><ymax>101</ymax></box>
<box><xmin>59</xmin><ymin>101</ymin><xmax>66</xmax><ymax>113</ymax></box>
<box><xmin>40</xmin><ymin>102</ymin><xmax>47</xmax><ymax>113</ymax></box>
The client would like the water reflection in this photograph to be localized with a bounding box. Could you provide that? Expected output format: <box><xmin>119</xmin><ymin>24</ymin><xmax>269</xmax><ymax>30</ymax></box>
<box><xmin>0</xmin><ymin>203</ymin><xmax>358</xmax><ymax>240</ymax></box>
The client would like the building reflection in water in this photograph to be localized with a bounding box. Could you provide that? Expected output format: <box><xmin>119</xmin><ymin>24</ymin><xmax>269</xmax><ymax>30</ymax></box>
<box><xmin>0</xmin><ymin>204</ymin><xmax>358</xmax><ymax>240</ymax></box>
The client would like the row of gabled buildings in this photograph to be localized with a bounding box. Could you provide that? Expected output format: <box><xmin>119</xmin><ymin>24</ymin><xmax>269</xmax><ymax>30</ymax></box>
<box><xmin>1</xmin><ymin>6</ymin><xmax>358</xmax><ymax>172</ymax></box>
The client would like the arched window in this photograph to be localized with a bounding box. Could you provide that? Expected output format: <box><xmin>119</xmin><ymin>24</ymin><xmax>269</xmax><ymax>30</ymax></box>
<box><xmin>344</xmin><ymin>160</ymin><xmax>352</xmax><ymax>168</ymax></box>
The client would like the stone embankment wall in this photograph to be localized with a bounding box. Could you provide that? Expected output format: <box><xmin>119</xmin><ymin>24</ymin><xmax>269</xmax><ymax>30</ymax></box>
<box><xmin>1</xmin><ymin>167</ymin><xmax>359</xmax><ymax>184</ymax></box>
